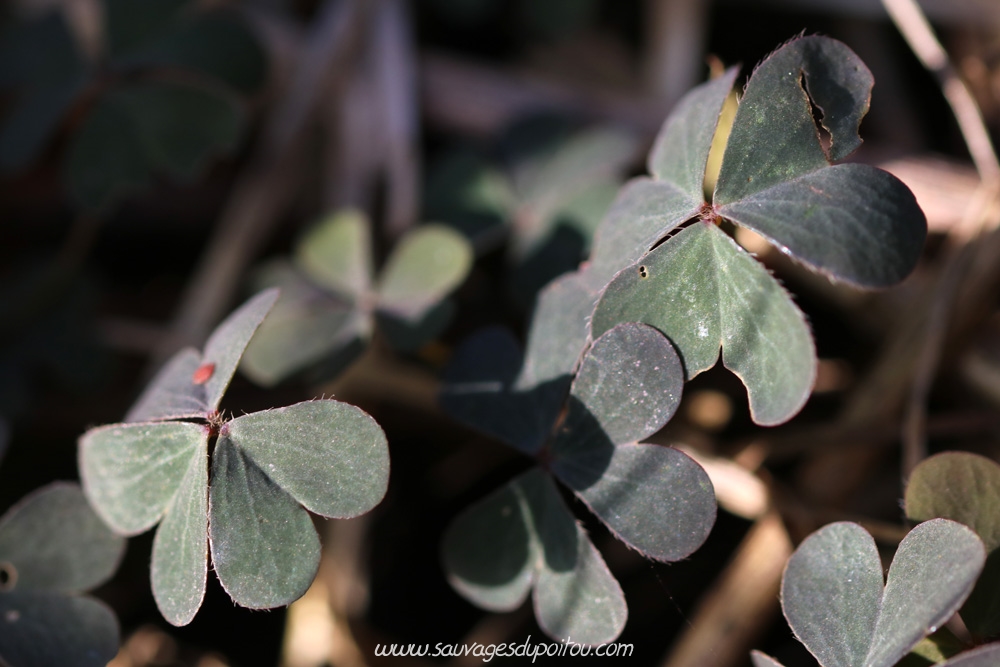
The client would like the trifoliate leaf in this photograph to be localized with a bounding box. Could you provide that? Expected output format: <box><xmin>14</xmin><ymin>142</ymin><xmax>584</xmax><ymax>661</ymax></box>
<box><xmin>713</xmin><ymin>35</ymin><xmax>925</xmax><ymax>287</ymax></box>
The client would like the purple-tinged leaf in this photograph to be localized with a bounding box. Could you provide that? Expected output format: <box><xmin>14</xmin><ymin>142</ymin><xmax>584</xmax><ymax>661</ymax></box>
<box><xmin>715</xmin><ymin>35</ymin><xmax>873</xmax><ymax>205</ymax></box>
<box><xmin>440</xmin><ymin>327</ymin><xmax>565</xmax><ymax>455</ymax></box>
<box><xmin>718</xmin><ymin>163</ymin><xmax>926</xmax><ymax>288</ymax></box>
<box><xmin>442</xmin><ymin>468</ymin><xmax>626</xmax><ymax>645</ymax></box>
<box><xmin>555</xmin><ymin>443</ymin><xmax>715</xmax><ymax>562</ymax></box>
<box><xmin>940</xmin><ymin>643</ymin><xmax>1000</xmax><ymax>667</ymax></box>
<box><xmin>780</xmin><ymin>519</ymin><xmax>985</xmax><ymax>667</ymax></box>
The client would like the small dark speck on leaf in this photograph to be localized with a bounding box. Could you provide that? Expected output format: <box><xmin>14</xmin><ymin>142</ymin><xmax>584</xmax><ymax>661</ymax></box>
<box><xmin>638</xmin><ymin>266</ymin><xmax>649</xmax><ymax>279</ymax></box>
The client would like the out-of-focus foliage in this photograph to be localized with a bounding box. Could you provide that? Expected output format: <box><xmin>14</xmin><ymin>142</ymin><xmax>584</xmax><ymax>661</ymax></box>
<box><xmin>0</xmin><ymin>483</ymin><xmax>125</xmax><ymax>667</ymax></box>
<box><xmin>242</xmin><ymin>210</ymin><xmax>473</xmax><ymax>386</ymax></box>
<box><xmin>0</xmin><ymin>0</ymin><xmax>266</xmax><ymax>211</ymax></box>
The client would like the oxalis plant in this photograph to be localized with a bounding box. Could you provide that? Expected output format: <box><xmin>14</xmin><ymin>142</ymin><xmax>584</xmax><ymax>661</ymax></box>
<box><xmin>78</xmin><ymin>289</ymin><xmax>390</xmax><ymax>626</ymax></box>
<box><xmin>585</xmin><ymin>34</ymin><xmax>927</xmax><ymax>425</ymax></box>
<box><xmin>438</xmin><ymin>33</ymin><xmax>928</xmax><ymax>645</ymax></box>
<box><xmin>440</xmin><ymin>320</ymin><xmax>716</xmax><ymax>645</ymax></box>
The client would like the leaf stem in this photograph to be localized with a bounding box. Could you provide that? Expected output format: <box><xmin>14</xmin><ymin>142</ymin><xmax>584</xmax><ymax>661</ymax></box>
<box><xmin>882</xmin><ymin>0</ymin><xmax>1000</xmax><ymax>185</ymax></box>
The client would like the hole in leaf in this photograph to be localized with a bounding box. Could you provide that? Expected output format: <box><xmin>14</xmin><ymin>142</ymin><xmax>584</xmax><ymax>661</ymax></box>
<box><xmin>800</xmin><ymin>71</ymin><xmax>832</xmax><ymax>158</ymax></box>
<box><xmin>0</xmin><ymin>562</ymin><xmax>17</xmax><ymax>591</ymax></box>
<box><xmin>638</xmin><ymin>266</ymin><xmax>649</xmax><ymax>279</ymax></box>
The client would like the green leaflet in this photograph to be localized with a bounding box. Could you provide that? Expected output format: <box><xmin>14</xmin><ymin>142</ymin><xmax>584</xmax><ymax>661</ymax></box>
<box><xmin>295</xmin><ymin>210</ymin><xmax>373</xmax><ymax>298</ymax></box>
<box><xmin>223</xmin><ymin>400</ymin><xmax>390</xmax><ymax>519</ymax></box>
<box><xmin>586</xmin><ymin>67</ymin><xmax>735</xmax><ymax>289</ymax></box>
<box><xmin>586</xmin><ymin>178</ymin><xmax>701</xmax><ymax>293</ymax></box>
<box><xmin>239</xmin><ymin>263</ymin><xmax>363</xmax><ymax>387</ymax></box>
<box><xmin>592</xmin><ymin>222</ymin><xmax>815</xmax><ymax>426</ymax></box>
<box><xmin>517</xmin><ymin>270</ymin><xmax>597</xmax><ymax>390</ymax></box>
<box><xmin>377</xmin><ymin>224</ymin><xmax>473</xmax><ymax>321</ymax></box>
<box><xmin>0</xmin><ymin>484</ymin><xmax>124</xmax><ymax>594</ymax></box>
<box><xmin>151</xmin><ymin>437</ymin><xmax>208</xmax><ymax>626</ymax></box>
<box><xmin>649</xmin><ymin>67</ymin><xmax>740</xmax><ymax>198</ymax></box>
<box><xmin>780</xmin><ymin>520</ymin><xmax>985</xmax><ymax>667</ymax></box>
<box><xmin>906</xmin><ymin>452</ymin><xmax>1000</xmax><ymax>552</ymax></box>
<box><xmin>79</xmin><ymin>421</ymin><xmax>209</xmax><ymax>535</ymax></box>
<box><xmin>208</xmin><ymin>438</ymin><xmax>321</xmax><ymax>610</ymax></box>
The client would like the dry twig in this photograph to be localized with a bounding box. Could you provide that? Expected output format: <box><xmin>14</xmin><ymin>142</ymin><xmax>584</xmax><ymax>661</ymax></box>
<box><xmin>883</xmin><ymin>0</ymin><xmax>1000</xmax><ymax>478</ymax></box>
<box><xmin>150</xmin><ymin>0</ymin><xmax>371</xmax><ymax>368</ymax></box>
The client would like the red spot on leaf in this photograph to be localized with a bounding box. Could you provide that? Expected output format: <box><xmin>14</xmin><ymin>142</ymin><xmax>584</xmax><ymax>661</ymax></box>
<box><xmin>192</xmin><ymin>363</ymin><xmax>215</xmax><ymax>385</ymax></box>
